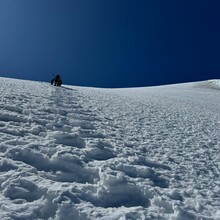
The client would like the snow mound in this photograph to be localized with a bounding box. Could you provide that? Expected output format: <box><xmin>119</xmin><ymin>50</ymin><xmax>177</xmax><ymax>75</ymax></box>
<box><xmin>208</xmin><ymin>79</ymin><xmax>220</xmax><ymax>89</ymax></box>
<box><xmin>0</xmin><ymin>77</ymin><xmax>220</xmax><ymax>219</ymax></box>
<box><xmin>197</xmin><ymin>79</ymin><xmax>220</xmax><ymax>90</ymax></box>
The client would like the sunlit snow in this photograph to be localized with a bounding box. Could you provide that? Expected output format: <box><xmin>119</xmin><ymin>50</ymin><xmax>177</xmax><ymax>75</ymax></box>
<box><xmin>0</xmin><ymin>77</ymin><xmax>220</xmax><ymax>220</ymax></box>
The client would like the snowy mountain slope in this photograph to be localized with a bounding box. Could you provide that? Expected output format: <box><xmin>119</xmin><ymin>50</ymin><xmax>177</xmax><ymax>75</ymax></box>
<box><xmin>0</xmin><ymin>77</ymin><xmax>220</xmax><ymax>220</ymax></box>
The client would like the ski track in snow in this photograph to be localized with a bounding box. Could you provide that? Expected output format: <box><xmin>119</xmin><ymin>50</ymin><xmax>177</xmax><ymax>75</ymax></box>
<box><xmin>0</xmin><ymin>77</ymin><xmax>220</xmax><ymax>220</ymax></box>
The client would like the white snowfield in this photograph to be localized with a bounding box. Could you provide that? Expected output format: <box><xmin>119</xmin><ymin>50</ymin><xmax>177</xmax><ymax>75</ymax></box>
<box><xmin>0</xmin><ymin>77</ymin><xmax>219</xmax><ymax>220</ymax></box>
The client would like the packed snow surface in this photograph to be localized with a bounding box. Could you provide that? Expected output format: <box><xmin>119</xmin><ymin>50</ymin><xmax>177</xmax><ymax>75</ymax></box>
<box><xmin>0</xmin><ymin>77</ymin><xmax>220</xmax><ymax>220</ymax></box>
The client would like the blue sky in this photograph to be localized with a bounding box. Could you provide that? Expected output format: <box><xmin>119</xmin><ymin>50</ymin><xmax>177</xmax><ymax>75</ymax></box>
<box><xmin>0</xmin><ymin>0</ymin><xmax>220</xmax><ymax>88</ymax></box>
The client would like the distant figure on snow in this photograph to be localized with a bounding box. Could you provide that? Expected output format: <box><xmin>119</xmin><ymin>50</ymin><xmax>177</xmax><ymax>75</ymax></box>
<box><xmin>51</xmin><ymin>74</ymin><xmax>62</xmax><ymax>86</ymax></box>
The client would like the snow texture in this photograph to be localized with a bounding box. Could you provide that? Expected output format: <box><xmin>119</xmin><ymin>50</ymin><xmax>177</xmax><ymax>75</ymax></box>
<box><xmin>0</xmin><ymin>77</ymin><xmax>220</xmax><ymax>220</ymax></box>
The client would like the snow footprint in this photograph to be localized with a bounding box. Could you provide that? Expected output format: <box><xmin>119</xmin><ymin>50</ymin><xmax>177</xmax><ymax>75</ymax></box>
<box><xmin>85</xmin><ymin>140</ymin><xmax>115</xmax><ymax>161</ymax></box>
<box><xmin>46</xmin><ymin>151</ymin><xmax>100</xmax><ymax>184</ymax></box>
<box><xmin>115</xmin><ymin>164</ymin><xmax>169</xmax><ymax>188</ymax></box>
<box><xmin>46</xmin><ymin>131</ymin><xmax>86</xmax><ymax>148</ymax></box>
<box><xmin>0</xmin><ymin>159</ymin><xmax>17</xmax><ymax>172</ymax></box>
<box><xmin>7</xmin><ymin>147</ymin><xmax>100</xmax><ymax>184</ymax></box>
<box><xmin>2</xmin><ymin>178</ymin><xmax>44</xmax><ymax>202</ymax></box>
<box><xmin>92</xmin><ymin>172</ymin><xmax>150</xmax><ymax>208</ymax></box>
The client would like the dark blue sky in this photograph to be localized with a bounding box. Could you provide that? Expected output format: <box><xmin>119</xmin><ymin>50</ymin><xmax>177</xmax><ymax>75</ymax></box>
<box><xmin>0</xmin><ymin>0</ymin><xmax>220</xmax><ymax>88</ymax></box>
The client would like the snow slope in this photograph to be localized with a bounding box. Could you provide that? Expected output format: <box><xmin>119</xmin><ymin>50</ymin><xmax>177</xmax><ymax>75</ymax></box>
<box><xmin>0</xmin><ymin>77</ymin><xmax>220</xmax><ymax>220</ymax></box>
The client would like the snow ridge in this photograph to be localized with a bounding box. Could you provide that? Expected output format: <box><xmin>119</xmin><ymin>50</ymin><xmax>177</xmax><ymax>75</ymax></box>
<box><xmin>0</xmin><ymin>77</ymin><xmax>220</xmax><ymax>219</ymax></box>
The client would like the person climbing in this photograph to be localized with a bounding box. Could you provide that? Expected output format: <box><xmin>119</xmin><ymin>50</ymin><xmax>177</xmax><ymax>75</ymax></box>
<box><xmin>51</xmin><ymin>74</ymin><xmax>62</xmax><ymax>86</ymax></box>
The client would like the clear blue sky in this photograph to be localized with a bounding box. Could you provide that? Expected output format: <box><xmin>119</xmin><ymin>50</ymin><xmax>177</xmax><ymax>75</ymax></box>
<box><xmin>0</xmin><ymin>0</ymin><xmax>220</xmax><ymax>88</ymax></box>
